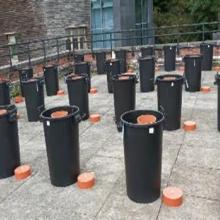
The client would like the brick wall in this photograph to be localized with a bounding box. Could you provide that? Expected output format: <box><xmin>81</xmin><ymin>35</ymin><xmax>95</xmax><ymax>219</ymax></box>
<box><xmin>36</xmin><ymin>0</ymin><xmax>90</xmax><ymax>38</ymax></box>
<box><xmin>0</xmin><ymin>1</ymin><xmax>46</xmax><ymax>43</ymax></box>
<box><xmin>0</xmin><ymin>0</ymin><xmax>90</xmax><ymax>65</ymax></box>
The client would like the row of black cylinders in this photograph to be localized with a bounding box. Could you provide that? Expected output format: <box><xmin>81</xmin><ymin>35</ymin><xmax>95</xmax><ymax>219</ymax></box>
<box><xmin>0</xmin><ymin>52</ymin><xmax>218</xmax><ymax>206</ymax></box>
<box><xmin>0</xmin><ymin>51</ymin><xmax>211</xmax><ymax>127</ymax></box>
<box><xmin>94</xmin><ymin>43</ymin><xmax>213</xmax><ymax>75</ymax></box>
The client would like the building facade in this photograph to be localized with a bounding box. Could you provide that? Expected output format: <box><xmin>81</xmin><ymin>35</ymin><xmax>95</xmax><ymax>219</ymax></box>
<box><xmin>91</xmin><ymin>0</ymin><xmax>153</xmax><ymax>47</ymax></box>
<box><xmin>0</xmin><ymin>0</ymin><xmax>153</xmax><ymax>64</ymax></box>
<box><xmin>0</xmin><ymin>0</ymin><xmax>90</xmax><ymax>44</ymax></box>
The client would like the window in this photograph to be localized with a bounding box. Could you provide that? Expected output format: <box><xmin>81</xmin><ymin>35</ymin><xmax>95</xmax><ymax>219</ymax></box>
<box><xmin>4</xmin><ymin>32</ymin><xmax>19</xmax><ymax>64</ymax></box>
<box><xmin>91</xmin><ymin>0</ymin><xmax>113</xmax><ymax>48</ymax></box>
<box><xmin>66</xmin><ymin>25</ymin><xmax>88</xmax><ymax>50</ymax></box>
<box><xmin>135</xmin><ymin>0</ymin><xmax>151</xmax><ymax>45</ymax></box>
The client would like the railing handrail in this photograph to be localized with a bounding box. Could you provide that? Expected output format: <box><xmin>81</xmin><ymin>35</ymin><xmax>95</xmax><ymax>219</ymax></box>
<box><xmin>1</xmin><ymin>20</ymin><xmax>220</xmax><ymax>70</ymax></box>
<box><xmin>1</xmin><ymin>21</ymin><xmax>219</xmax><ymax>47</ymax></box>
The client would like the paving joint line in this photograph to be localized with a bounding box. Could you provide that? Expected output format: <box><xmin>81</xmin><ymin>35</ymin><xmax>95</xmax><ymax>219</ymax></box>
<box><xmin>94</xmin><ymin>170</ymin><xmax>124</xmax><ymax>220</ymax></box>
<box><xmin>156</xmin><ymin>91</ymin><xmax>200</xmax><ymax>219</ymax></box>
<box><xmin>0</xmin><ymin>170</ymin><xmax>39</xmax><ymax>205</ymax></box>
<box><xmin>185</xmin><ymin>194</ymin><xmax>220</xmax><ymax>203</ymax></box>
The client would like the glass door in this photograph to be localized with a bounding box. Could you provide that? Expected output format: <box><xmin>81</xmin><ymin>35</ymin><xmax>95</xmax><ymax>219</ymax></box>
<box><xmin>91</xmin><ymin>0</ymin><xmax>113</xmax><ymax>49</ymax></box>
<box><xmin>135</xmin><ymin>0</ymin><xmax>148</xmax><ymax>45</ymax></box>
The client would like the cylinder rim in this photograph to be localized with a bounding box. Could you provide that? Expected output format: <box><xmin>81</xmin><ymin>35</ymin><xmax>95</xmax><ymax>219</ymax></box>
<box><xmin>40</xmin><ymin>105</ymin><xmax>79</xmax><ymax>121</ymax></box>
<box><xmin>156</xmin><ymin>74</ymin><xmax>184</xmax><ymax>83</ymax></box>
<box><xmin>121</xmin><ymin>110</ymin><xmax>165</xmax><ymax>128</ymax></box>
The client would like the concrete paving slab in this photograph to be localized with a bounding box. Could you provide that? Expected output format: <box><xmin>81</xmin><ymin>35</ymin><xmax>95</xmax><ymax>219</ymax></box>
<box><xmin>176</xmin><ymin>145</ymin><xmax>220</xmax><ymax>170</ymax></box>
<box><xmin>0</xmin><ymin>71</ymin><xmax>219</xmax><ymax>219</ymax></box>
<box><xmin>158</xmin><ymin>196</ymin><xmax>220</xmax><ymax>220</ymax></box>
<box><xmin>169</xmin><ymin>165</ymin><xmax>220</xmax><ymax>201</ymax></box>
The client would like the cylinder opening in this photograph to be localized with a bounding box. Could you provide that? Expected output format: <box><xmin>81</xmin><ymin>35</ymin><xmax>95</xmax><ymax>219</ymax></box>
<box><xmin>66</xmin><ymin>74</ymin><xmax>84</xmax><ymax>81</ymax></box>
<box><xmin>137</xmin><ymin>114</ymin><xmax>157</xmax><ymax>125</ymax></box>
<box><xmin>157</xmin><ymin>74</ymin><xmax>183</xmax><ymax>83</ymax></box>
<box><xmin>0</xmin><ymin>79</ymin><xmax>8</xmax><ymax>84</ymax></box>
<box><xmin>184</xmin><ymin>54</ymin><xmax>202</xmax><ymax>59</ymax></box>
<box><xmin>41</xmin><ymin>106</ymin><xmax>79</xmax><ymax>121</ymax></box>
<box><xmin>27</xmin><ymin>78</ymin><xmax>37</xmax><ymax>82</ymax></box>
<box><xmin>113</xmin><ymin>74</ymin><xmax>135</xmax><ymax>81</ymax></box>
<box><xmin>44</xmin><ymin>64</ymin><xmax>56</xmax><ymax>68</ymax></box>
<box><xmin>0</xmin><ymin>109</ymin><xmax>7</xmax><ymax>116</ymax></box>
<box><xmin>119</xmin><ymin>76</ymin><xmax>130</xmax><ymax>80</ymax></box>
<box><xmin>163</xmin><ymin>76</ymin><xmax>177</xmax><ymax>81</ymax></box>
<box><xmin>51</xmin><ymin>111</ymin><xmax>68</xmax><ymax>119</ymax></box>
<box><xmin>121</xmin><ymin>110</ymin><xmax>164</xmax><ymax>127</ymax></box>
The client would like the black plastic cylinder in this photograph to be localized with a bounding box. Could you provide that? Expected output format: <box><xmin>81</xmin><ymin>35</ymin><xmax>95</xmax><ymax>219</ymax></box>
<box><xmin>184</xmin><ymin>55</ymin><xmax>202</xmax><ymax>92</ymax></box>
<box><xmin>112</xmin><ymin>74</ymin><xmax>136</xmax><ymax>131</ymax></box>
<box><xmin>18</xmin><ymin>67</ymin><xmax>33</xmax><ymax>96</ymax></box>
<box><xmin>22</xmin><ymin>77</ymin><xmax>45</xmax><ymax>122</ymax></box>
<box><xmin>43</xmin><ymin>65</ymin><xmax>59</xmax><ymax>96</ymax></box>
<box><xmin>156</xmin><ymin>74</ymin><xmax>184</xmax><ymax>131</ymax></box>
<box><xmin>141</xmin><ymin>46</ymin><xmax>154</xmax><ymax>57</ymax></box>
<box><xmin>164</xmin><ymin>45</ymin><xmax>176</xmax><ymax>71</ymax></box>
<box><xmin>66</xmin><ymin>74</ymin><xmax>89</xmax><ymax>120</ymax></box>
<box><xmin>105</xmin><ymin>59</ymin><xmax>121</xmax><ymax>93</ymax></box>
<box><xmin>200</xmin><ymin>43</ymin><xmax>213</xmax><ymax>71</ymax></box>
<box><xmin>95</xmin><ymin>52</ymin><xmax>106</xmax><ymax>74</ymax></box>
<box><xmin>74</xmin><ymin>54</ymin><xmax>84</xmax><ymax>63</ymax></box>
<box><xmin>40</xmin><ymin>106</ymin><xmax>81</xmax><ymax>187</ymax></box>
<box><xmin>74</xmin><ymin>62</ymin><xmax>91</xmax><ymax>92</ymax></box>
<box><xmin>139</xmin><ymin>56</ymin><xmax>155</xmax><ymax>92</ymax></box>
<box><xmin>0</xmin><ymin>80</ymin><xmax>10</xmax><ymax>105</ymax></box>
<box><xmin>121</xmin><ymin>110</ymin><xmax>164</xmax><ymax>203</ymax></box>
<box><xmin>115</xmin><ymin>49</ymin><xmax>127</xmax><ymax>73</ymax></box>
<box><xmin>0</xmin><ymin>105</ymin><xmax>20</xmax><ymax>179</ymax></box>
<box><xmin>215</xmin><ymin>74</ymin><xmax>220</xmax><ymax>131</ymax></box>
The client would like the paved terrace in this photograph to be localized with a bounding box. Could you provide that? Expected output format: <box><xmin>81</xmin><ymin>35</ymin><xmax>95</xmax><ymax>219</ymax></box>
<box><xmin>0</xmin><ymin>70</ymin><xmax>220</xmax><ymax>220</ymax></box>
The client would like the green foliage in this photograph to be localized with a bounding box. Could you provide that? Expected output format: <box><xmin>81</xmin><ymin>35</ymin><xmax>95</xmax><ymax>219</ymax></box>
<box><xmin>10</xmin><ymin>82</ymin><xmax>21</xmax><ymax>98</ymax></box>
<box><xmin>188</xmin><ymin>0</ymin><xmax>220</xmax><ymax>23</ymax></box>
<box><xmin>153</xmin><ymin>0</ymin><xmax>220</xmax><ymax>43</ymax></box>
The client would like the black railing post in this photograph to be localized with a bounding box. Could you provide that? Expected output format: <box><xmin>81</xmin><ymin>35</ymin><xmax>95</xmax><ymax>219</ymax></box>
<box><xmin>202</xmin><ymin>23</ymin><xmax>205</xmax><ymax>42</ymax></box>
<box><xmin>8</xmin><ymin>44</ymin><xmax>13</xmax><ymax>69</ymax></box>
<box><xmin>72</xmin><ymin>35</ymin><xmax>75</xmax><ymax>64</ymax></box>
<box><xmin>90</xmin><ymin>33</ymin><xmax>93</xmax><ymax>53</ymax></box>
<box><xmin>110</xmin><ymin>33</ymin><xmax>113</xmax><ymax>52</ymax></box>
<box><xmin>56</xmin><ymin>38</ymin><xmax>60</xmax><ymax>65</ymax></box>
<box><xmin>27</xmin><ymin>42</ymin><xmax>31</xmax><ymax>68</ymax></box>
<box><xmin>42</xmin><ymin>40</ymin><xmax>47</xmax><ymax>65</ymax></box>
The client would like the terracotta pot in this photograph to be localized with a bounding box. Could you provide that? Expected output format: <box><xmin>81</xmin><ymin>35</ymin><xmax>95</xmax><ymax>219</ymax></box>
<box><xmin>77</xmin><ymin>172</ymin><xmax>95</xmax><ymax>189</ymax></box>
<box><xmin>162</xmin><ymin>186</ymin><xmax>183</xmax><ymax>207</ymax></box>
<box><xmin>162</xmin><ymin>76</ymin><xmax>176</xmax><ymax>81</ymax></box>
<box><xmin>14</xmin><ymin>165</ymin><xmax>32</xmax><ymax>180</ymax></box>
<box><xmin>137</xmin><ymin>114</ymin><xmax>157</xmax><ymax>125</ymax></box>
<box><xmin>0</xmin><ymin>109</ymin><xmax>7</xmax><ymax>116</ymax></box>
<box><xmin>125</xmin><ymin>72</ymin><xmax>136</xmax><ymax>76</ymax></box>
<box><xmin>119</xmin><ymin>76</ymin><xmax>130</xmax><ymax>80</ymax></box>
<box><xmin>178</xmin><ymin>66</ymin><xmax>185</xmax><ymax>72</ymax></box>
<box><xmin>213</xmin><ymin>66</ymin><xmax>220</xmax><ymax>72</ymax></box>
<box><xmin>127</xmin><ymin>68</ymin><xmax>134</xmax><ymax>73</ymax></box>
<box><xmin>71</xmin><ymin>75</ymin><xmax>83</xmax><ymax>80</ymax></box>
<box><xmin>183</xmin><ymin>120</ymin><xmax>196</xmax><ymax>131</ymax></box>
<box><xmin>155</xmin><ymin>66</ymin><xmax>160</xmax><ymax>72</ymax></box>
<box><xmin>51</xmin><ymin>111</ymin><xmax>68</xmax><ymax>119</ymax></box>
<box><xmin>201</xmin><ymin>86</ymin><xmax>211</xmax><ymax>93</ymax></box>
<box><xmin>14</xmin><ymin>96</ymin><xmax>24</xmax><ymax>104</ymax></box>
<box><xmin>89</xmin><ymin>114</ymin><xmax>101</xmax><ymax>123</ymax></box>
<box><xmin>90</xmin><ymin>88</ymin><xmax>97</xmax><ymax>94</ymax></box>
<box><xmin>57</xmin><ymin>90</ymin><xmax>65</xmax><ymax>96</ymax></box>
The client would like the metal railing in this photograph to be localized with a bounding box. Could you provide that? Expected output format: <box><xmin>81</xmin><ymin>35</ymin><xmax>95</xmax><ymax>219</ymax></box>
<box><xmin>0</xmin><ymin>21</ymin><xmax>220</xmax><ymax>70</ymax></box>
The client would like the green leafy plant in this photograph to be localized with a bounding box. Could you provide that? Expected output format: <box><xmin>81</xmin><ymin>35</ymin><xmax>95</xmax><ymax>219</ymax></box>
<box><xmin>153</xmin><ymin>0</ymin><xmax>220</xmax><ymax>43</ymax></box>
<box><xmin>10</xmin><ymin>82</ymin><xmax>21</xmax><ymax>98</ymax></box>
